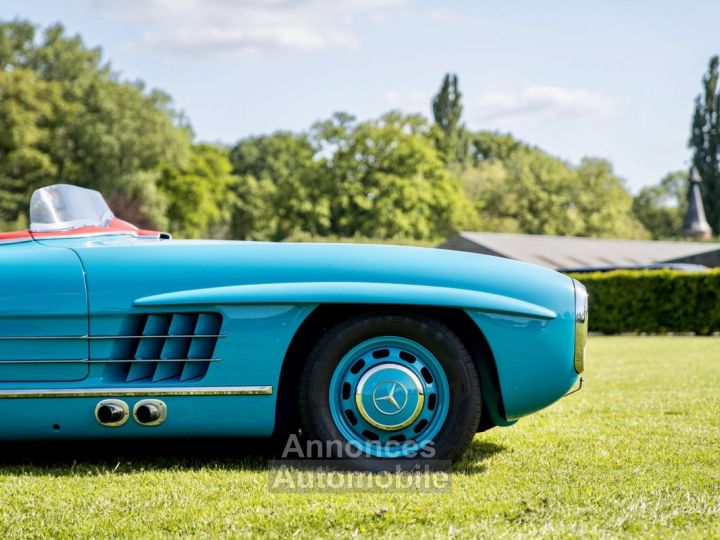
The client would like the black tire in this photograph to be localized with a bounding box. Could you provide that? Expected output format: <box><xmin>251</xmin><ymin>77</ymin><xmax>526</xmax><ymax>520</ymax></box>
<box><xmin>298</xmin><ymin>312</ymin><xmax>482</xmax><ymax>465</ymax></box>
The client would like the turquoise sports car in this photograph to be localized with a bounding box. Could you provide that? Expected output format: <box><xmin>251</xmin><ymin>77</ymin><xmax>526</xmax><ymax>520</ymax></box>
<box><xmin>0</xmin><ymin>184</ymin><xmax>587</xmax><ymax>462</ymax></box>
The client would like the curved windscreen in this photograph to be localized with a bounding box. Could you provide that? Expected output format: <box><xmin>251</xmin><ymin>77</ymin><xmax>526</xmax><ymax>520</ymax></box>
<box><xmin>30</xmin><ymin>184</ymin><xmax>115</xmax><ymax>232</ymax></box>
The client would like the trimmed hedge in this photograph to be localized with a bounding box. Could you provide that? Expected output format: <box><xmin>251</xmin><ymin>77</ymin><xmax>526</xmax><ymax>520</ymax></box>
<box><xmin>569</xmin><ymin>269</ymin><xmax>720</xmax><ymax>335</ymax></box>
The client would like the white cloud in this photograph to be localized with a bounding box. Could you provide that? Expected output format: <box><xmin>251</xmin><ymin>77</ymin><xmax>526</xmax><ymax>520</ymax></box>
<box><xmin>91</xmin><ymin>0</ymin><xmax>404</xmax><ymax>56</ymax></box>
<box><xmin>472</xmin><ymin>85</ymin><xmax>621</xmax><ymax>123</ymax></box>
<box><xmin>383</xmin><ymin>85</ymin><xmax>620</xmax><ymax>125</ymax></box>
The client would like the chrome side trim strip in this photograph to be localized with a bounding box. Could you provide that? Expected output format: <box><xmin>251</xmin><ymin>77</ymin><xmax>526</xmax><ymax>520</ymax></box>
<box><xmin>0</xmin><ymin>358</ymin><xmax>220</xmax><ymax>364</ymax></box>
<box><xmin>93</xmin><ymin>334</ymin><xmax>225</xmax><ymax>340</ymax></box>
<box><xmin>0</xmin><ymin>386</ymin><xmax>273</xmax><ymax>399</ymax></box>
<box><xmin>0</xmin><ymin>334</ymin><xmax>226</xmax><ymax>341</ymax></box>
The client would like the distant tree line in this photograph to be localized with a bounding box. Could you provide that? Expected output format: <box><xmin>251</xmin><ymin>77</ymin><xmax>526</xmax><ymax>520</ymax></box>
<box><xmin>1</xmin><ymin>20</ymin><xmax>717</xmax><ymax>241</ymax></box>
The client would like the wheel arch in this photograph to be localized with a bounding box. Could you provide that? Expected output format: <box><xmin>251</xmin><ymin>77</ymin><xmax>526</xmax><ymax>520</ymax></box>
<box><xmin>273</xmin><ymin>303</ymin><xmax>508</xmax><ymax>437</ymax></box>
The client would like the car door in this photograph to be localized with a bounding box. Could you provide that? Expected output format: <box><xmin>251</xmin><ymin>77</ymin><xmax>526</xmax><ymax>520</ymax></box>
<box><xmin>0</xmin><ymin>241</ymin><xmax>89</xmax><ymax>382</ymax></box>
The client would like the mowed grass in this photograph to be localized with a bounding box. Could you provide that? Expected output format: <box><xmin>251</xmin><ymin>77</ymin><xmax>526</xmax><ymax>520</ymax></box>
<box><xmin>1</xmin><ymin>337</ymin><xmax>718</xmax><ymax>538</ymax></box>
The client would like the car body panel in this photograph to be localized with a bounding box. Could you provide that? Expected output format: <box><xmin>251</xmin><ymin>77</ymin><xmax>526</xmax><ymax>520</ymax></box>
<box><xmin>0</xmin><ymin>241</ymin><xmax>89</xmax><ymax>382</ymax></box>
<box><xmin>467</xmin><ymin>310</ymin><xmax>577</xmax><ymax>419</ymax></box>
<box><xmin>134</xmin><ymin>281</ymin><xmax>557</xmax><ymax>320</ymax></box>
<box><xmin>0</xmin><ymin>234</ymin><xmax>579</xmax><ymax>440</ymax></box>
<box><xmin>0</xmin><ymin>395</ymin><xmax>275</xmax><ymax>440</ymax></box>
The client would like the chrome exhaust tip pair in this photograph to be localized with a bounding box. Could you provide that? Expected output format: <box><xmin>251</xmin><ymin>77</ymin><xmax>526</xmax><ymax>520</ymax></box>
<box><xmin>95</xmin><ymin>399</ymin><xmax>167</xmax><ymax>427</ymax></box>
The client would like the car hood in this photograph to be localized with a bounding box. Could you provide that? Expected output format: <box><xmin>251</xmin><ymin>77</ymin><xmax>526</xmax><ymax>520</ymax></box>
<box><xmin>39</xmin><ymin>236</ymin><xmax>574</xmax><ymax>317</ymax></box>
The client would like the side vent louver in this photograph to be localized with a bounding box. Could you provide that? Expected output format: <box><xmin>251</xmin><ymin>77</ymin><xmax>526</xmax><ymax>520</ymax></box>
<box><xmin>105</xmin><ymin>312</ymin><xmax>222</xmax><ymax>383</ymax></box>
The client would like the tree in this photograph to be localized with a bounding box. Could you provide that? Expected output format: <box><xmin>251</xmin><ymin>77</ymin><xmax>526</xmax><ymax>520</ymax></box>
<box><xmin>471</xmin><ymin>147</ymin><xmax>580</xmax><ymax>235</ymax></box>
<box><xmin>432</xmin><ymin>74</ymin><xmax>469</xmax><ymax>168</ymax></box>
<box><xmin>0</xmin><ymin>69</ymin><xmax>64</xmax><ymax>228</ymax></box>
<box><xmin>632</xmin><ymin>171</ymin><xmax>688</xmax><ymax>239</ymax></box>
<box><xmin>316</xmin><ymin>112</ymin><xmax>473</xmax><ymax>239</ymax></box>
<box><xmin>572</xmin><ymin>158</ymin><xmax>648</xmax><ymax>238</ymax></box>
<box><xmin>69</xmin><ymin>79</ymin><xmax>189</xmax><ymax>191</ymax></box>
<box><xmin>461</xmin><ymin>133</ymin><xmax>647</xmax><ymax>238</ymax></box>
<box><xmin>159</xmin><ymin>144</ymin><xmax>237</xmax><ymax>238</ymax></box>
<box><xmin>228</xmin><ymin>112</ymin><xmax>474</xmax><ymax>241</ymax></box>
<box><xmin>1</xmin><ymin>21</ymin><xmax>658</xmax><ymax>242</ymax></box>
<box><xmin>229</xmin><ymin>132</ymin><xmax>328</xmax><ymax>240</ymax></box>
<box><xmin>689</xmin><ymin>55</ymin><xmax>720</xmax><ymax>234</ymax></box>
<box><xmin>471</xmin><ymin>131</ymin><xmax>529</xmax><ymax>163</ymax></box>
<box><xmin>0</xmin><ymin>20</ymin><xmax>190</xmax><ymax>229</ymax></box>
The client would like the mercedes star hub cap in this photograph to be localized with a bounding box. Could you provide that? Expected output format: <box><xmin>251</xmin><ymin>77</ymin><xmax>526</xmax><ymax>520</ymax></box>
<box><xmin>355</xmin><ymin>364</ymin><xmax>424</xmax><ymax>431</ymax></box>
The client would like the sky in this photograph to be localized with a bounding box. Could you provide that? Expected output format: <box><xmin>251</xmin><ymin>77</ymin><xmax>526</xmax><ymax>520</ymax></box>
<box><xmin>3</xmin><ymin>0</ymin><xmax>719</xmax><ymax>192</ymax></box>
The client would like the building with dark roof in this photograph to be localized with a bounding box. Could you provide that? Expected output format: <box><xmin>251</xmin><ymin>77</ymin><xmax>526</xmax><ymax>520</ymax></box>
<box><xmin>439</xmin><ymin>232</ymin><xmax>720</xmax><ymax>270</ymax></box>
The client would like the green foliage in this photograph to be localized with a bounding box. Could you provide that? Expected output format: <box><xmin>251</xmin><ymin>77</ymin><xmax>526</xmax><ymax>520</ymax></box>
<box><xmin>632</xmin><ymin>171</ymin><xmax>688</xmax><ymax>239</ymax></box>
<box><xmin>0</xmin><ymin>68</ymin><xmax>63</xmax><ymax>227</ymax></box>
<box><xmin>471</xmin><ymin>130</ymin><xmax>529</xmax><ymax>162</ymax></box>
<box><xmin>571</xmin><ymin>269</ymin><xmax>720</xmax><ymax>335</ymax></box>
<box><xmin>432</xmin><ymin>73</ymin><xmax>469</xmax><ymax>168</ymax></box>
<box><xmin>0</xmin><ymin>22</ymin><xmax>670</xmax><ymax>242</ymax></box>
<box><xmin>106</xmin><ymin>170</ymin><xmax>169</xmax><ymax>231</ymax></box>
<box><xmin>465</xmin><ymin>145</ymin><xmax>575</xmax><ymax>234</ymax></box>
<box><xmin>229</xmin><ymin>131</ymin><xmax>326</xmax><ymax>240</ymax></box>
<box><xmin>227</xmin><ymin>115</ymin><xmax>648</xmax><ymax>242</ymax></box>
<box><xmin>689</xmin><ymin>55</ymin><xmax>720</xmax><ymax>234</ymax></box>
<box><xmin>433</xmin><ymin>74</ymin><xmax>463</xmax><ymax>137</ymax></box>
<box><xmin>0</xmin><ymin>21</ymin><xmax>105</xmax><ymax>83</ymax></box>
<box><xmin>462</xmin><ymin>133</ymin><xmax>648</xmax><ymax>238</ymax></box>
<box><xmin>229</xmin><ymin>112</ymin><xmax>473</xmax><ymax>241</ymax></box>
<box><xmin>318</xmin><ymin>112</ymin><xmax>472</xmax><ymax>240</ymax></box>
<box><xmin>0</xmin><ymin>20</ymin><xmax>190</xmax><ymax>230</ymax></box>
<box><xmin>69</xmin><ymin>79</ymin><xmax>190</xmax><ymax>194</ymax></box>
<box><xmin>573</xmin><ymin>158</ymin><xmax>649</xmax><ymax>238</ymax></box>
<box><xmin>159</xmin><ymin>144</ymin><xmax>236</xmax><ymax>238</ymax></box>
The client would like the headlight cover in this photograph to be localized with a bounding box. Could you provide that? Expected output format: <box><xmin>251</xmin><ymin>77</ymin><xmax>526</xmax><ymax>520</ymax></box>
<box><xmin>572</xmin><ymin>279</ymin><xmax>588</xmax><ymax>374</ymax></box>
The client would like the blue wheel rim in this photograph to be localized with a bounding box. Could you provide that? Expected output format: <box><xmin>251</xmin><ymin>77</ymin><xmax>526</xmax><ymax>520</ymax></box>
<box><xmin>329</xmin><ymin>336</ymin><xmax>450</xmax><ymax>458</ymax></box>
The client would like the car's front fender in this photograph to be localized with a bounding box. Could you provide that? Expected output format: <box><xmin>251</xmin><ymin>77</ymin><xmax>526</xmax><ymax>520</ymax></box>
<box><xmin>134</xmin><ymin>281</ymin><xmax>557</xmax><ymax>320</ymax></box>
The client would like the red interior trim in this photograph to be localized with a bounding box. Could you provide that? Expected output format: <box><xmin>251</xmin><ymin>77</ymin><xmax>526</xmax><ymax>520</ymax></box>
<box><xmin>1</xmin><ymin>219</ymin><xmax>162</xmax><ymax>241</ymax></box>
<box><xmin>0</xmin><ymin>230</ymin><xmax>32</xmax><ymax>242</ymax></box>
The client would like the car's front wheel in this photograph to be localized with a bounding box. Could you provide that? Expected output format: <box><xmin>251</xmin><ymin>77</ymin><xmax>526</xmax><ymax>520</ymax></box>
<box><xmin>298</xmin><ymin>313</ymin><xmax>481</xmax><ymax>463</ymax></box>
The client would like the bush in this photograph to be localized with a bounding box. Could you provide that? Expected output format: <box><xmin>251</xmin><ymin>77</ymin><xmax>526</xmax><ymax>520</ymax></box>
<box><xmin>569</xmin><ymin>269</ymin><xmax>720</xmax><ymax>335</ymax></box>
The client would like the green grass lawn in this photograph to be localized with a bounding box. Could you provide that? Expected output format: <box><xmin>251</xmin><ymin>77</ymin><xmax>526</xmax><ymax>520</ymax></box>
<box><xmin>1</xmin><ymin>337</ymin><xmax>718</xmax><ymax>538</ymax></box>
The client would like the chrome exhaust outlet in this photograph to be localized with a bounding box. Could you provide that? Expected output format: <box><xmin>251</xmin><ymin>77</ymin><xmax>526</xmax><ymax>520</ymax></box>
<box><xmin>95</xmin><ymin>399</ymin><xmax>130</xmax><ymax>427</ymax></box>
<box><xmin>133</xmin><ymin>399</ymin><xmax>167</xmax><ymax>426</ymax></box>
